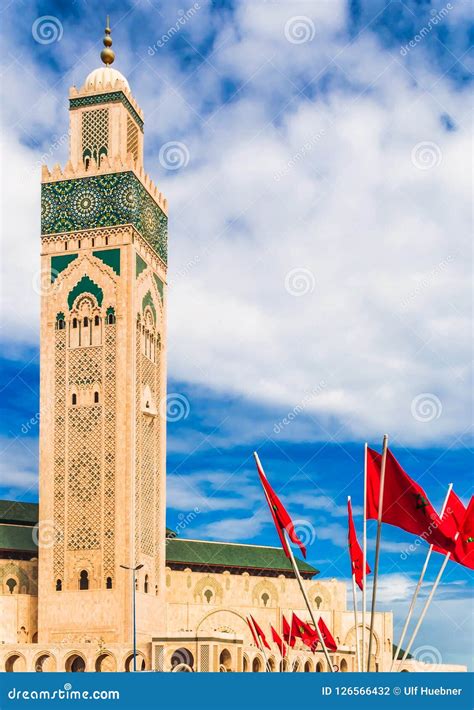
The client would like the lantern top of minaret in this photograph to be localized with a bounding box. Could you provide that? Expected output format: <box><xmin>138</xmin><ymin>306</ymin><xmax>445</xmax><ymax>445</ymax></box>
<box><xmin>83</xmin><ymin>16</ymin><xmax>130</xmax><ymax>92</ymax></box>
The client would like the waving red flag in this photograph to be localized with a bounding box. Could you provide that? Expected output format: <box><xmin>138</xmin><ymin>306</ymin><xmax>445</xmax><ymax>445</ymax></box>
<box><xmin>282</xmin><ymin>614</ymin><xmax>295</xmax><ymax>647</ymax></box>
<box><xmin>318</xmin><ymin>617</ymin><xmax>338</xmax><ymax>652</ymax></box>
<box><xmin>366</xmin><ymin>448</ymin><xmax>455</xmax><ymax>552</ymax></box>
<box><xmin>254</xmin><ymin>452</ymin><xmax>307</xmax><ymax>559</ymax></box>
<box><xmin>292</xmin><ymin>613</ymin><xmax>318</xmax><ymax>650</ymax></box>
<box><xmin>347</xmin><ymin>497</ymin><xmax>371</xmax><ymax>590</ymax></box>
<box><xmin>250</xmin><ymin>615</ymin><xmax>271</xmax><ymax>650</ymax></box>
<box><xmin>435</xmin><ymin>495</ymin><xmax>474</xmax><ymax>570</ymax></box>
<box><xmin>271</xmin><ymin>625</ymin><xmax>287</xmax><ymax>657</ymax></box>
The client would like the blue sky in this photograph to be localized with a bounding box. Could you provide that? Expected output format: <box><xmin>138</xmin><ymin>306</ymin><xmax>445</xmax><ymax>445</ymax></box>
<box><xmin>0</xmin><ymin>0</ymin><xmax>472</xmax><ymax>668</ymax></box>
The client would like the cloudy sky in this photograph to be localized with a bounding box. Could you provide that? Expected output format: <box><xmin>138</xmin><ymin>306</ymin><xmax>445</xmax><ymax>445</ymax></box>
<box><xmin>0</xmin><ymin>0</ymin><xmax>472</xmax><ymax>668</ymax></box>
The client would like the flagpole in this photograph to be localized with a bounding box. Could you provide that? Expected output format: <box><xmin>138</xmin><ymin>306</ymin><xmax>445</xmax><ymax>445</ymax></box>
<box><xmin>400</xmin><ymin>535</ymin><xmax>457</xmax><ymax>667</ymax></box>
<box><xmin>366</xmin><ymin>434</ymin><xmax>388</xmax><ymax>671</ymax></box>
<box><xmin>391</xmin><ymin>483</ymin><xmax>453</xmax><ymax>671</ymax></box>
<box><xmin>284</xmin><ymin>529</ymin><xmax>335</xmax><ymax>672</ymax></box>
<box><xmin>348</xmin><ymin>496</ymin><xmax>361</xmax><ymax>672</ymax></box>
<box><xmin>362</xmin><ymin>442</ymin><xmax>367</xmax><ymax>672</ymax></box>
<box><xmin>249</xmin><ymin>616</ymin><xmax>270</xmax><ymax>672</ymax></box>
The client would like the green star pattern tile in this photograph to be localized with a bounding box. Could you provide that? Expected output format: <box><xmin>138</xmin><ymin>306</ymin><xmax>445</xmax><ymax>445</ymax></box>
<box><xmin>42</xmin><ymin>172</ymin><xmax>167</xmax><ymax>264</ymax></box>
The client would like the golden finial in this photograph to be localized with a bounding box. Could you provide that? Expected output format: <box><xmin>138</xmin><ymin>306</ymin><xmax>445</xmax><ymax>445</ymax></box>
<box><xmin>100</xmin><ymin>16</ymin><xmax>115</xmax><ymax>66</ymax></box>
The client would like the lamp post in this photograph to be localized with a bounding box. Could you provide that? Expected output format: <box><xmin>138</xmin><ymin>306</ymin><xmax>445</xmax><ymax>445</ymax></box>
<box><xmin>120</xmin><ymin>563</ymin><xmax>144</xmax><ymax>671</ymax></box>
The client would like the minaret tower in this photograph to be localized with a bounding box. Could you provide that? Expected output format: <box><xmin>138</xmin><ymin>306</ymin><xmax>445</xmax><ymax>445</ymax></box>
<box><xmin>38</xmin><ymin>20</ymin><xmax>168</xmax><ymax>646</ymax></box>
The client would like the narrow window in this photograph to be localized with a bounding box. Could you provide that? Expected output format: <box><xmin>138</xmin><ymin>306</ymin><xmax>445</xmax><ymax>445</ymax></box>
<box><xmin>105</xmin><ymin>237</ymin><xmax>109</xmax><ymax>246</ymax></box>
<box><xmin>94</xmin><ymin>391</ymin><xmax>99</xmax><ymax>404</ymax></box>
<box><xmin>72</xmin><ymin>318</ymin><xmax>78</xmax><ymax>329</ymax></box>
<box><xmin>106</xmin><ymin>577</ymin><xmax>112</xmax><ymax>589</ymax></box>
<box><xmin>79</xmin><ymin>570</ymin><xmax>89</xmax><ymax>590</ymax></box>
<box><xmin>65</xmin><ymin>242</ymin><xmax>68</xmax><ymax>251</ymax></box>
<box><xmin>94</xmin><ymin>315</ymin><xmax>100</xmax><ymax>326</ymax></box>
<box><xmin>107</xmin><ymin>313</ymin><xmax>116</xmax><ymax>325</ymax></box>
<box><xmin>6</xmin><ymin>578</ymin><xmax>17</xmax><ymax>594</ymax></box>
<box><xmin>72</xmin><ymin>393</ymin><xmax>77</xmax><ymax>406</ymax></box>
<box><xmin>83</xmin><ymin>317</ymin><xmax>89</xmax><ymax>327</ymax></box>
<box><xmin>144</xmin><ymin>575</ymin><xmax>149</xmax><ymax>594</ymax></box>
<box><xmin>56</xmin><ymin>319</ymin><xmax>65</xmax><ymax>330</ymax></box>
<box><xmin>56</xmin><ymin>579</ymin><xmax>62</xmax><ymax>591</ymax></box>
<box><xmin>78</xmin><ymin>240</ymin><xmax>81</xmax><ymax>249</ymax></box>
<box><xmin>91</xmin><ymin>238</ymin><xmax>95</xmax><ymax>247</ymax></box>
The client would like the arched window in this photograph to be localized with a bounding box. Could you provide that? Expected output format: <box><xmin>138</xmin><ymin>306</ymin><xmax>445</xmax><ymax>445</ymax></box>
<box><xmin>106</xmin><ymin>577</ymin><xmax>112</xmax><ymax>589</ymax></box>
<box><xmin>314</xmin><ymin>595</ymin><xmax>323</xmax><ymax>609</ymax></box>
<box><xmin>261</xmin><ymin>592</ymin><xmax>270</xmax><ymax>607</ymax></box>
<box><xmin>203</xmin><ymin>589</ymin><xmax>213</xmax><ymax>604</ymax></box>
<box><xmin>83</xmin><ymin>317</ymin><xmax>89</xmax><ymax>327</ymax></box>
<box><xmin>56</xmin><ymin>318</ymin><xmax>65</xmax><ymax>330</ymax></box>
<box><xmin>106</xmin><ymin>313</ymin><xmax>116</xmax><ymax>325</ymax></box>
<box><xmin>94</xmin><ymin>315</ymin><xmax>100</xmax><ymax>326</ymax></box>
<box><xmin>72</xmin><ymin>318</ymin><xmax>78</xmax><ymax>329</ymax></box>
<box><xmin>71</xmin><ymin>394</ymin><xmax>77</xmax><ymax>406</ymax></box>
<box><xmin>79</xmin><ymin>570</ymin><xmax>89</xmax><ymax>590</ymax></box>
<box><xmin>144</xmin><ymin>575</ymin><xmax>149</xmax><ymax>594</ymax></box>
<box><xmin>55</xmin><ymin>579</ymin><xmax>62</xmax><ymax>591</ymax></box>
<box><xmin>6</xmin><ymin>578</ymin><xmax>17</xmax><ymax>594</ymax></box>
<box><xmin>94</xmin><ymin>391</ymin><xmax>99</xmax><ymax>404</ymax></box>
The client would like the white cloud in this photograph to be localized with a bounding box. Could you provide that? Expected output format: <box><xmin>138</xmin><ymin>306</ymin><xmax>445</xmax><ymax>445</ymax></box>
<box><xmin>0</xmin><ymin>2</ymin><xmax>471</xmax><ymax>450</ymax></box>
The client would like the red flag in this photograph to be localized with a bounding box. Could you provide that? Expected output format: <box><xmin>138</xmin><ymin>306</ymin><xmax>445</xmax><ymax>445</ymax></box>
<box><xmin>366</xmin><ymin>448</ymin><xmax>455</xmax><ymax>552</ymax></box>
<box><xmin>271</xmin><ymin>625</ymin><xmax>287</xmax><ymax>657</ymax></box>
<box><xmin>254</xmin><ymin>453</ymin><xmax>307</xmax><ymax>559</ymax></box>
<box><xmin>435</xmin><ymin>495</ymin><xmax>474</xmax><ymax>570</ymax></box>
<box><xmin>452</xmin><ymin>496</ymin><xmax>474</xmax><ymax>570</ymax></box>
<box><xmin>292</xmin><ymin>613</ymin><xmax>318</xmax><ymax>650</ymax></box>
<box><xmin>250</xmin><ymin>615</ymin><xmax>271</xmax><ymax>650</ymax></box>
<box><xmin>246</xmin><ymin>617</ymin><xmax>259</xmax><ymax>647</ymax></box>
<box><xmin>282</xmin><ymin>614</ymin><xmax>295</xmax><ymax>647</ymax></box>
<box><xmin>318</xmin><ymin>617</ymin><xmax>338</xmax><ymax>652</ymax></box>
<box><xmin>347</xmin><ymin>497</ymin><xmax>371</xmax><ymax>590</ymax></box>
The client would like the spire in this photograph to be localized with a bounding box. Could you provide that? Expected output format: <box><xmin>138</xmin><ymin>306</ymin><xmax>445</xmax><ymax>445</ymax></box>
<box><xmin>100</xmin><ymin>16</ymin><xmax>115</xmax><ymax>66</ymax></box>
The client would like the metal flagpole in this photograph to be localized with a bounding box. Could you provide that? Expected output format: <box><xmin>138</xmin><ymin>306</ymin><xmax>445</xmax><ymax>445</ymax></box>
<box><xmin>284</xmin><ymin>530</ymin><xmax>335</xmax><ymax>672</ymax></box>
<box><xmin>366</xmin><ymin>434</ymin><xmax>388</xmax><ymax>672</ymax></box>
<box><xmin>400</xmin><ymin>533</ymin><xmax>458</xmax><ymax>666</ymax></box>
<box><xmin>391</xmin><ymin>483</ymin><xmax>453</xmax><ymax>671</ymax></box>
<box><xmin>348</xmin><ymin>496</ymin><xmax>361</xmax><ymax>672</ymax></box>
<box><xmin>362</xmin><ymin>442</ymin><xmax>368</xmax><ymax>672</ymax></box>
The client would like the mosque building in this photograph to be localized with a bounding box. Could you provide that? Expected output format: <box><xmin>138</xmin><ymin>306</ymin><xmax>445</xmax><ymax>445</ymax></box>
<box><xmin>0</xmin><ymin>22</ymin><xmax>465</xmax><ymax>674</ymax></box>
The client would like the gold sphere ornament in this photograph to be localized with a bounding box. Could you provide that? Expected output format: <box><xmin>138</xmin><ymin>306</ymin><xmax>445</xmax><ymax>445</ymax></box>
<box><xmin>100</xmin><ymin>16</ymin><xmax>115</xmax><ymax>66</ymax></box>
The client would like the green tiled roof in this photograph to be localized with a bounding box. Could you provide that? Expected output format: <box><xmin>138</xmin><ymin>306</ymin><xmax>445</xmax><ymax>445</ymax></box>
<box><xmin>165</xmin><ymin>538</ymin><xmax>318</xmax><ymax>577</ymax></box>
<box><xmin>0</xmin><ymin>500</ymin><xmax>38</xmax><ymax>526</ymax></box>
<box><xmin>0</xmin><ymin>524</ymin><xmax>37</xmax><ymax>553</ymax></box>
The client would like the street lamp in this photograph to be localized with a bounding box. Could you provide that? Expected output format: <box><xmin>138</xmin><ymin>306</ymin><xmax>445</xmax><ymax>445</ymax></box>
<box><xmin>120</xmin><ymin>563</ymin><xmax>144</xmax><ymax>671</ymax></box>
